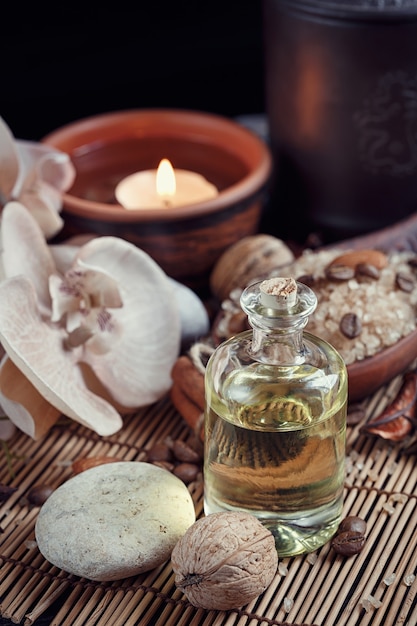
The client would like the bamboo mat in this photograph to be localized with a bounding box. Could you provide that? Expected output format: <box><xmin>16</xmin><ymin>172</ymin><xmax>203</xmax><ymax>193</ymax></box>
<box><xmin>0</xmin><ymin>377</ymin><xmax>416</xmax><ymax>626</ymax></box>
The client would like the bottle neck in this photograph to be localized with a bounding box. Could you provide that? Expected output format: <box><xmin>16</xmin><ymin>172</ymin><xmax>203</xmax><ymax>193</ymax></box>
<box><xmin>249</xmin><ymin>315</ymin><xmax>307</xmax><ymax>365</ymax></box>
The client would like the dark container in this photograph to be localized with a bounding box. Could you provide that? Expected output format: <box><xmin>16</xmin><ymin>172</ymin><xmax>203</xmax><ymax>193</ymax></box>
<box><xmin>263</xmin><ymin>0</ymin><xmax>417</xmax><ymax>243</ymax></box>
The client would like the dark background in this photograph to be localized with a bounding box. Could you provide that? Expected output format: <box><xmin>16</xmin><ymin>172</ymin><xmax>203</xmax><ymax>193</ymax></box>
<box><xmin>1</xmin><ymin>3</ymin><xmax>266</xmax><ymax>142</ymax></box>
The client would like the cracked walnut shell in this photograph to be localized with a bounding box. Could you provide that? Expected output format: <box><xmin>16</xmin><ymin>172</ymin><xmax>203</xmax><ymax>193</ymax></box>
<box><xmin>171</xmin><ymin>511</ymin><xmax>278</xmax><ymax>610</ymax></box>
<box><xmin>209</xmin><ymin>234</ymin><xmax>294</xmax><ymax>302</ymax></box>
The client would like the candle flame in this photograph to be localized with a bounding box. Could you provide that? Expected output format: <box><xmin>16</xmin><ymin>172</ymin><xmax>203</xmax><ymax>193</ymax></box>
<box><xmin>156</xmin><ymin>158</ymin><xmax>176</xmax><ymax>197</ymax></box>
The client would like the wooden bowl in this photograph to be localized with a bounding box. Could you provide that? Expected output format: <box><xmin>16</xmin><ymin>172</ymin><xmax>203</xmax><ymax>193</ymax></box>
<box><xmin>347</xmin><ymin>329</ymin><xmax>417</xmax><ymax>402</ymax></box>
<box><xmin>325</xmin><ymin>210</ymin><xmax>417</xmax><ymax>401</ymax></box>
<box><xmin>42</xmin><ymin>109</ymin><xmax>272</xmax><ymax>292</ymax></box>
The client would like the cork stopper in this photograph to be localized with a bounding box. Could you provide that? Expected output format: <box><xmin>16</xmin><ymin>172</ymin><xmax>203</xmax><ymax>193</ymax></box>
<box><xmin>259</xmin><ymin>277</ymin><xmax>298</xmax><ymax>309</ymax></box>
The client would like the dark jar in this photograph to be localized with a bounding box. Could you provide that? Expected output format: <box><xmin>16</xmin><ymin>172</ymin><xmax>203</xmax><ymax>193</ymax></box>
<box><xmin>263</xmin><ymin>0</ymin><xmax>417</xmax><ymax>244</ymax></box>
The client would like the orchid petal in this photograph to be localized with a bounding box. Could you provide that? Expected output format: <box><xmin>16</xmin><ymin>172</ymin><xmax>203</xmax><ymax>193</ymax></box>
<box><xmin>66</xmin><ymin>310</ymin><xmax>88</xmax><ymax>334</ymax></box>
<box><xmin>14</xmin><ymin>140</ymin><xmax>76</xmax><ymax>195</ymax></box>
<box><xmin>70</xmin><ymin>266</ymin><xmax>123</xmax><ymax>309</ymax></box>
<box><xmin>49</xmin><ymin>268</ymin><xmax>122</xmax><ymax>324</ymax></box>
<box><xmin>50</xmin><ymin>244</ymin><xmax>125</xmax><ymax>310</ymax></box>
<box><xmin>50</xmin><ymin>243</ymin><xmax>83</xmax><ymax>273</ymax></box>
<box><xmin>0</xmin><ymin>356</ymin><xmax>61</xmax><ymax>439</ymax></box>
<box><xmin>84</xmin><ymin>309</ymin><xmax>123</xmax><ymax>355</ymax></box>
<box><xmin>17</xmin><ymin>182</ymin><xmax>64</xmax><ymax>239</ymax></box>
<box><xmin>168</xmin><ymin>278</ymin><xmax>210</xmax><ymax>347</ymax></box>
<box><xmin>0</xmin><ymin>417</ymin><xmax>17</xmax><ymax>441</ymax></box>
<box><xmin>50</xmin><ymin>243</ymin><xmax>208</xmax><ymax>348</ymax></box>
<box><xmin>74</xmin><ymin>237</ymin><xmax>181</xmax><ymax>407</ymax></box>
<box><xmin>0</xmin><ymin>276</ymin><xmax>123</xmax><ymax>436</ymax></box>
<box><xmin>49</xmin><ymin>274</ymin><xmax>81</xmax><ymax>323</ymax></box>
<box><xmin>1</xmin><ymin>202</ymin><xmax>55</xmax><ymax>315</ymax></box>
<box><xmin>0</xmin><ymin>117</ymin><xmax>19</xmax><ymax>203</ymax></box>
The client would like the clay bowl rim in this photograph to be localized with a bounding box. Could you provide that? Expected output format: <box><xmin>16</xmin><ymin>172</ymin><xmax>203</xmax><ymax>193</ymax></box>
<box><xmin>42</xmin><ymin>108</ymin><xmax>273</xmax><ymax>224</ymax></box>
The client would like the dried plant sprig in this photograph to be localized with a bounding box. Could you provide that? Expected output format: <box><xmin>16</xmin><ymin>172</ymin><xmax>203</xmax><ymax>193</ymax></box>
<box><xmin>360</xmin><ymin>371</ymin><xmax>417</xmax><ymax>442</ymax></box>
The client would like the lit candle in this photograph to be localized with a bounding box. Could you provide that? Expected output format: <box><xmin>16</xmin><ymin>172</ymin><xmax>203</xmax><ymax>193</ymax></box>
<box><xmin>115</xmin><ymin>158</ymin><xmax>218</xmax><ymax>210</ymax></box>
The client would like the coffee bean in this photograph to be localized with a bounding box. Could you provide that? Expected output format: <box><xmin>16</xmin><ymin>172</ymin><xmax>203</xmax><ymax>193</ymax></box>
<box><xmin>325</xmin><ymin>264</ymin><xmax>355</xmax><ymax>281</ymax></box>
<box><xmin>407</xmin><ymin>256</ymin><xmax>417</xmax><ymax>270</ymax></box>
<box><xmin>0</xmin><ymin>484</ymin><xmax>17</xmax><ymax>503</ymax></box>
<box><xmin>355</xmin><ymin>263</ymin><xmax>380</xmax><ymax>280</ymax></box>
<box><xmin>146</xmin><ymin>442</ymin><xmax>174</xmax><ymax>463</ymax></box>
<box><xmin>151</xmin><ymin>461</ymin><xmax>175</xmax><ymax>472</ymax></box>
<box><xmin>338</xmin><ymin>516</ymin><xmax>367</xmax><ymax>535</ymax></box>
<box><xmin>396</xmin><ymin>272</ymin><xmax>415</xmax><ymax>293</ymax></box>
<box><xmin>26</xmin><ymin>485</ymin><xmax>54</xmax><ymax>506</ymax></box>
<box><xmin>172</xmin><ymin>439</ymin><xmax>202</xmax><ymax>463</ymax></box>
<box><xmin>331</xmin><ymin>531</ymin><xmax>366</xmax><ymax>556</ymax></box>
<box><xmin>340</xmin><ymin>312</ymin><xmax>362</xmax><ymax>339</ymax></box>
<box><xmin>173</xmin><ymin>463</ymin><xmax>200</xmax><ymax>484</ymax></box>
<box><xmin>297</xmin><ymin>274</ymin><xmax>316</xmax><ymax>287</ymax></box>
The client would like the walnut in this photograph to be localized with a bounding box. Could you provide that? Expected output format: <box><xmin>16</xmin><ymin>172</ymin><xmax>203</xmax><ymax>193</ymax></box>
<box><xmin>210</xmin><ymin>234</ymin><xmax>294</xmax><ymax>302</ymax></box>
<box><xmin>171</xmin><ymin>511</ymin><xmax>278</xmax><ymax>610</ymax></box>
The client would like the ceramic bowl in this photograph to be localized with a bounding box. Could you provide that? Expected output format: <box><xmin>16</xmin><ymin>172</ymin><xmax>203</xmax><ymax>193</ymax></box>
<box><xmin>42</xmin><ymin>109</ymin><xmax>272</xmax><ymax>292</ymax></box>
<box><xmin>324</xmin><ymin>216</ymin><xmax>417</xmax><ymax>401</ymax></box>
<box><xmin>347</xmin><ymin>328</ymin><xmax>417</xmax><ymax>402</ymax></box>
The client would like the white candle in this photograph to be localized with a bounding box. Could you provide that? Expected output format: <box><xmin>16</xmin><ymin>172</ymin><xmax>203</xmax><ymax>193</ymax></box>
<box><xmin>115</xmin><ymin>158</ymin><xmax>218</xmax><ymax>210</ymax></box>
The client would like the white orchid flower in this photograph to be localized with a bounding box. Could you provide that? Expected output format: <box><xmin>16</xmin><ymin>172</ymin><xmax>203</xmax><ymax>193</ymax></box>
<box><xmin>0</xmin><ymin>202</ymin><xmax>181</xmax><ymax>439</ymax></box>
<box><xmin>0</xmin><ymin>117</ymin><xmax>75</xmax><ymax>238</ymax></box>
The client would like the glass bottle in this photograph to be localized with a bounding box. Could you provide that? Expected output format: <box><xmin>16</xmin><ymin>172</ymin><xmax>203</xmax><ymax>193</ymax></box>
<box><xmin>204</xmin><ymin>276</ymin><xmax>347</xmax><ymax>557</ymax></box>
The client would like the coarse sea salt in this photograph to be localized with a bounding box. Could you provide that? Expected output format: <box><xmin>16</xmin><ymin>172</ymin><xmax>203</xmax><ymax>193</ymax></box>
<box><xmin>280</xmin><ymin>249</ymin><xmax>417</xmax><ymax>365</ymax></box>
<box><xmin>278</xmin><ymin>562</ymin><xmax>289</xmax><ymax>576</ymax></box>
<box><xmin>360</xmin><ymin>595</ymin><xmax>382</xmax><ymax>612</ymax></box>
<box><xmin>387</xmin><ymin>462</ymin><xmax>399</xmax><ymax>475</ymax></box>
<box><xmin>367</xmin><ymin>469</ymin><xmax>379</xmax><ymax>482</ymax></box>
<box><xmin>383</xmin><ymin>572</ymin><xmax>396</xmax><ymax>586</ymax></box>
<box><xmin>306</xmin><ymin>552</ymin><xmax>318</xmax><ymax>565</ymax></box>
<box><xmin>404</xmin><ymin>574</ymin><xmax>415</xmax><ymax>586</ymax></box>
<box><xmin>382</xmin><ymin>502</ymin><xmax>396</xmax><ymax>515</ymax></box>
<box><xmin>349</xmin><ymin>450</ymin><xmax>360</xmax><ymax>462</ymax></box>
<box><xmin>389</xmin><ymin>493</ymin><xmax>408</xmax><ymax>505</ymax></box>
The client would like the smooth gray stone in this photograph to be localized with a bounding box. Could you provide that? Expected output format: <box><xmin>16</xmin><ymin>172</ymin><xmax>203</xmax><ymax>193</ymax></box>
<box><xmin>35</xmin><ymin>461</ymin><xmax>196</xmax><ymax>581</ymax></box>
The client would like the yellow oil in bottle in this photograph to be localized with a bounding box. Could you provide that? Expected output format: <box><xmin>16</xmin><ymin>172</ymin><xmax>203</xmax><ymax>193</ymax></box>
<box><xmin>204</xmin><ymin>278</ymin><xmax>347</xmax><ymax>556</ymax></box>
